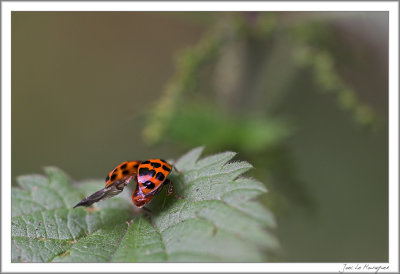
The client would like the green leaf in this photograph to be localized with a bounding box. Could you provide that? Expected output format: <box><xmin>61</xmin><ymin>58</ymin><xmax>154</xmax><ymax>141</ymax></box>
<box><xmin>12</xmin><ymin>148</ymin><xmax>278</xmax><ymax>262</ymax></box>
<box><xmin>167</xmin><ymin>103</ymin><xmax>291</xmax><ymax>152</ymax></box>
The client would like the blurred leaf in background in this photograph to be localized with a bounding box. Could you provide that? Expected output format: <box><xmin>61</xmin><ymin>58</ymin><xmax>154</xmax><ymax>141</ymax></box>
<box><xmin>167</xmin><ymin>102</ymin><xmax>291</xmax><ymax>153</ymax></box>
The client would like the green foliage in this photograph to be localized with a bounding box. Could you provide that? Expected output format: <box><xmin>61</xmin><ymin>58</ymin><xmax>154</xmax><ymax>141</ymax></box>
<box><xmin>142</xmin><ymin>30</ymin><xmax>225</xmax><ymax>145</ymax></box>
<box><xmin>167</xmin><ymin>103</ymin><xmax>291</xmax><ymax>152</ymax></box>
<box><xmin>290</xmin><ymin>21</ymin><xmax>377</xmax><ymax>128</ymax></box>
<box><xmin>12</xmin><ymin>147</ymin><xmax>278</xmax><ymax>262</ymax></box>
<box><xmin>139</xmin><ymin>13</ymin><xmax>380</xmax><ymax>216</ymax></box>
<box><xmin>142</xmin><ymin>13</ymin><xmax>379</xmax><ymax>148</ymax></box>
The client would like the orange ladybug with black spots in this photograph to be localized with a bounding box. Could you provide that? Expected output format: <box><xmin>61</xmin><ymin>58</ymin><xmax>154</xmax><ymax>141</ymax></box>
<box><xmin>105</xmin><ymin>160</ymin><xmax>141</xmax><ymax>187</ymax></box>
<box><xmin>132</xmin><ymin>159</ymin><xmax>174</xmax><ymax>208</ymax></box>
<box><xmin>74</xmin><ymin>159</ymin><xmax>178</xmax><ymax>209</ymax></box>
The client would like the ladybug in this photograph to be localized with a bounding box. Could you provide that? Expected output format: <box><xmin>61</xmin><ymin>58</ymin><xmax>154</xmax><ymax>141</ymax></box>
<box><xmin>73</xmin><ymin>159</ymin><xmax>179</xmax><ymax>209</ymax></box>
<box><xmin>132</xmin><ymin>159</ymin><xmax>176</xmax><ymax>208</ymax></box>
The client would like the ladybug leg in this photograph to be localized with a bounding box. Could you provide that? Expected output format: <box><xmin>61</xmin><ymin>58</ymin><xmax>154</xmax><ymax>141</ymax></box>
<box><xmin>165</xmin><ymin>179</ymin><xmax>183</xmax><ymax>199</ymax></box>
<box><xmin>165</xmin><ymin>179</ymin><xmax>174</xmax><ymax>196</ymax></box>
<box><xmin>173</xmin><ymin>166</ymin><xmax>183</xmax><ymax>174</ymax></box>
<box><xmin>154</xmin><ymin>186</ymin><xmax>164</xmax><ymax>195</ymax></box>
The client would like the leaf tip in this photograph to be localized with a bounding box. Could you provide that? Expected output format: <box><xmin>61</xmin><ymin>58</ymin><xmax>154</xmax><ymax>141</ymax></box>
<box><xmin>175</xmin><ymin>146</ymin><xmax>205</xmax><ymax>170</ymax></box>
<box><xmin>43</xmin><ymin>166</ymin><xmax>65</xmax><ymax>174</ymax></box>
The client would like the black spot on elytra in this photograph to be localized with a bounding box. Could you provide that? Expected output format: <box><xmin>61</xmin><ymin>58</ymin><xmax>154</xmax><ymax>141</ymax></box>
<box><xmin>120</xmin><ymin>163</ymin><xmax>127</xmax><ymax>170</ymax></box>
<box><xmin>142</xmin><ymin>160</ymin><xmax>150</xmax><ymax>165</ymax></box>
<box><xmin>122</xmin><ymin>170</ymin><xmax>129</xmax><ymax>176</ymax></box>
<box><xmin>156</xmin><ymin>172</ymin><xmax>165</xmax><ymax>181</ymax></box>
<box><xmin>133</xmin><ymin>163</ymin><xmax>139</xmax><ymax>168</ymax></box>
<box><xmin>139</xmin><ymin>167</ymin><xmax>156</xmax><ymax>178</ymax></box>
<box><xmin>105</xmin><ymin>175</ymin><xmax>110</xmax><ymax>182</ymax></box>
<box><xmin>162</xmin><ymin>165</ymin><xmax>171</xmax><ymax>172</ymax></box>
<box><xmin>111</xmin><ymin>174</ymin><xmax>117</xmax><ymax>181</ymax></box>
<box><xmin>143</xmin><ymin>180</ymin><xmax>156</xmax><ymax>189</ymax></box>
<box><xmin>160</xmin><ymin>159</ymin><xmax>167</xmax><ymax>163</ymax></box>
<box><xmin>151</xmin><ymin>162</ymin><xmax>161</xmax><ymax>168</ymax></box>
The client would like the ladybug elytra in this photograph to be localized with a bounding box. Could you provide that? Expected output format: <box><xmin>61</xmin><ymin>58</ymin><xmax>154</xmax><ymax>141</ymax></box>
<box><xmin>74</xmin><ymin>159</ymin><xmax>179</xmax><ymax>209</ymax></box>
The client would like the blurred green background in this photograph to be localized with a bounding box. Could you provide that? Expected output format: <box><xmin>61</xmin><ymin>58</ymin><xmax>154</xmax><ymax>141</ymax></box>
<box><xmin>12</xmin><ymin>12</ymin><xmax>388</xmax><ymax>262</ymax></box>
